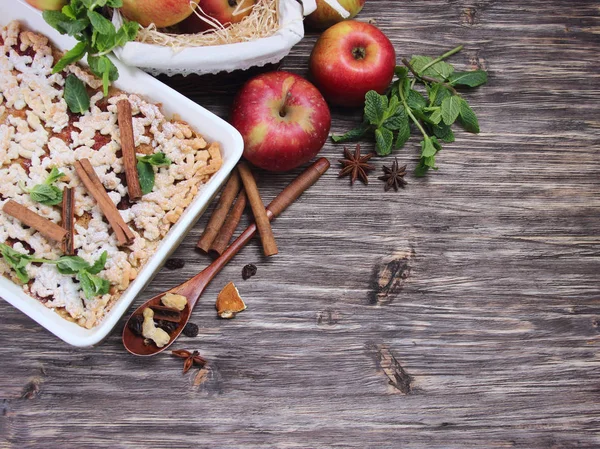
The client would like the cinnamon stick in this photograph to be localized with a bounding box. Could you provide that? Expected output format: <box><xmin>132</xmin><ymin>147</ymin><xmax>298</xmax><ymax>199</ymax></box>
<box><xmin>209</xmin><ymin>189</ymin><xmax>247</xmax><ymax>257</ymax></box>
<box><xmin>3</xmin><ymin>200</ymin><xmax>67</xmax><ymax>243</ymax></box>
<box><xmin>74</xmin><ymin>158</ymin><xmax>135</xmax><ymax>246</ymax></box>
<box><xmin>117</xmin><ymin>99</ymin><xmax>142</xmax><ymax>202</ymax></box>
<box><xmin>197</xmin><ymin>169</ymin><xmax>241</xmax><ymax>252</ymax></box>
<box><xmin>61</xmin><ymin>187</ymin><xmax>75</xmax><ymax>255</ymax></box>
<box><xmin>237</xmin><ymin>162</ymin><xmax>278</xmax><ymax>256</ymax></box>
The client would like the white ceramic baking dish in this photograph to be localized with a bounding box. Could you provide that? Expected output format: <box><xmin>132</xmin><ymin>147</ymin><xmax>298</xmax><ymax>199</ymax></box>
<box><xmin>0</xmin><ymin>1</ymin><xmax>244</xmax><ymax>347</ymax></box>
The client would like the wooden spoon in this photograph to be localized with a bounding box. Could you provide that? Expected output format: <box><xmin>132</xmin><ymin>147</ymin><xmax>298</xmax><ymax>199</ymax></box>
<box><xmin>123</xmin><ymin>157</ymin><xmax>330</xmax><ymax>356</ymax></box>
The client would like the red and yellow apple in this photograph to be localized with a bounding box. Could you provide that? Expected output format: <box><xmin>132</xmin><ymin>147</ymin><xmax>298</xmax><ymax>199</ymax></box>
<box><xmin>231</xmin><ymin>71</ymin><xmax>331</xmax><ymax>172</ymax></box>
<box><xmin>121</xmin><ymin>0</ymin><xmax>199</xmax><ymax>28</ymax></box>
<box><xmin>305</xmin><ymin>0</ymin><xmax>366</xmax><ymax>30</ymax></box>
<box><xmin>24</xmin><ymin>0</ymin><xmax>67</xmax><ymax>11</ymax></box>
<box><xmin>179</xmin><ymin>0</ymin><xmax>257</xmax><ymax>33</ymax></box>
<box><xmin>309</xmin><ymin>20</ymin><xmax>396</xmax><ymax>107</ymax></box>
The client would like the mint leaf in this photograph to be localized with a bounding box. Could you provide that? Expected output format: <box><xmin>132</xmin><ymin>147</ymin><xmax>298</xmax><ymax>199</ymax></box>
<box><xmin>137</xmin><ymin>153</ymin><xmax>171</xmax><ymax>166</ymax></box>
<box><xmin>107</xmin><ymin>0</ymin><xmax>124</xmax><ymax>7</ymax></box>
<box><xmin>88</xmin><ymin>251</ymin><xmax>107</xmax><ymax>275</ymax></box>
<box><xmin>458</xmin><ymin>98</ymin><xmax>480</xmax><ymax>133</ymax></box>
<box><xmin>394</xmin><ymin>66</ymin><xmax>408</xmax><ymax>80</ymax></box>
<box><xmin>432</xmin><ymin>123</ymin><xmax>455</xmax><ymax>143</ymax></box>
<box><xmin>394</xmin><ymin>111</ymin><xmax>411</xmax><ymax>149</ymax></box>
<box><xmin>364</xmin><ymin>90</ymin><xmax>388</xmax><ymax>126</ymax></box>
<box><xmin>87</xmin><ymin>55</ymin><xmax>118</xmax><ymax>96</ymax></box>
<box><xmin>116</xmin><ymin>20</ymin><xmax>139</xmax><ymax>46</ymax></box>
<box><xmin>53</xmin><ymin>41</ymin><xmax>87</xmax><ymax>73</ymax></box>
<box><xmin>42</xmin><ymin>10</ymin><xmax>70</xmax><ymax>31</ymax></box>
<box><xmin>87</xmin><ymin>9</ymin><xmax>115</xmax><ymax>35</ymax></box>
<box><xmin>421</xmin><ymin>137</ymin><xmax>437</xmax><ymax>157</ymax></box>
<box><xmin>331</xmin><ymin>122</ymin><xmax>370</xmax><ymax>143</ymax></box>
<box><xmin>407</xmin><ymin>89</ymin><xmax>427</xmax><ymax>111</ymax></box>
<box><xmin>449</xmin><ymin>70</ymin><xmax>488</xmax><ymax>87</ymax></box>
<box><xmin>441</xmin><ymin>96</ymin><xmax>461</xmax><ymax>125</ymax></box>
<box><xmin>410</xmin><ymin>56</ymin><xmax>454</xmax><ymax>81</ymax></box>
<box><xmin>77</xmin><ymin>270</ymin><xmax>109</xmax><ymax>299</ymax></box>
<box><xmin>137</xmin><ymin>161</ymin><xmax>155</xmax><ymax>195</ymax></box>
<box><xmin>374</xmin><ymin>127</ymin><xmax>394</xmax><ymax>156</ymax></box>
<box><xmin>29</xmin><ymin>185</ymin><xmax>62</xmax><ymax>206</ymax></box>
<box><xmin>409</xmin><ymin>56</ymin><xmax>432</xmax><ymax>74</ymax></box>
<box><xmin>0</xmin><ymin>243</ymin><xmax>32</xmax><ymax>283</ymax></box>
<box><xmin>64</xmin><ymin>74</ymin><xmax>90</xmax><ymax>114</ymax></box>
<box><xmin>381</xmin><ymin>97</ymin><xmax>404</xmax><ymax>130</ymax></box>
<box><xmin>428</xmin><ymin>108</ymin><xmax>442</xmax><ymax>125</ymax></box>
<box><xmin>56</xmin><ymin>256</ymin><xmax>91</xmax><ymax>274</ymax></box>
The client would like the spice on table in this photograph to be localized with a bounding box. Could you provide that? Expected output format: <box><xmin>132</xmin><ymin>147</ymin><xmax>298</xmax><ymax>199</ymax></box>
<box><xmin>242</xmin><ymin>263</ymin><xmax>257</xmax><ymax>280</ymax></box>
<box><xmin>117</xmin><ymin>99</ymin><xmax>143</xmax><ymax>202</ymax></box>
<box><xmin>216</xmin><ymin>281</ymin><xmax>246</xmax><ymax>319</ymax></box>
<box><xmin>197</xmin><ymin>169</ymin><xmax>241</xmax><ymax>252</ymax></box>
<box><xmin>209</xmin><ymin>189</ymin><xmax>247</xmax><ymax>257</ymax></box>
<box><xmin>182</xmin><ymin>322</ymin><xmax>199</xmax><ymax>338</ymax></box>
<box><xmin>338</xmin><ymin>144</ymin><xmax>375</xmax><ymax>185</ymax></box>
<box><xmin>237</xmin><ymin>162</ymin><xmax>278</xmax><ymax>256</ymax></box>
<box><xmin>74</xmin><ymin>158</ymin><xmax>135</xmax><ymax>246</ymax></box>
<box><xmin>2</xmin><ymin>200</ymin><xmax>67</xmax><ymax>243</ymax></box>
<box><xmin>379</xmin><ymin>158</ymin><xmax>407</xmax><ymax>192</ymax></box>
<box><xmin>172</xmin><ymin>349</ymin><xmax>207</xmax><ymax>374</ymax></box>
<box><xmin>165</xmin><ymin>258</ymin><xmax>185</xmax><ymax>270</ymax></box>
<box><xmin>61</xmin><ymin>187</ymin><xmax>75</xmax><ymax>255</ymax></box>
<box><xmin>161</xmin><ymin>292</ymin><xmax>188</xmax><ymax>311</ymax></box>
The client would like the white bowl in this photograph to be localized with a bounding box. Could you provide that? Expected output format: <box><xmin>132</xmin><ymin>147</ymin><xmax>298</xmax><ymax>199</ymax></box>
<box><xmin>0</xmin><ymin>1</ymin><xmax>244</xmax><ymax>347</ymax></box>
<box><xmin>112</xmin><ymin>0</ymin><xmax>318</xmax><ymax>77</ymax></box>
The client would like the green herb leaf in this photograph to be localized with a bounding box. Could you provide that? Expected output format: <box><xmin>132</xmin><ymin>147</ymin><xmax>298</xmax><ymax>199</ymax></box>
<box><xmin>137</xmin><ymin>161</ymin><xmax>155</xmax><ymax>195</ymax></box>
<box><xmin>87</xmin><ymin>55</ymin><xmax>118</xmax><ymax>96</ymax></box>
<box><xmin>29</xmin><ymin>185</ymin><xmax>63</xmax><ymax>206</ymax></box>
<box><xmin>410</xmin><ymin>55</ymin><xmax>454</xmax><ymax>81</ymax></box>
<box><xmin>42</xmin><ymin>10</ymin><xmax>70</xmax><ymax>31</ymax></box>
<box><xmin>137</xmin><ymin>152</ymin><xmax>172</xmax><ymax>166</ymax></box>
<box><xmin>407</xmin><ymin>89</ymin><xmax>427</xmax><ymax>111</ymax></box>
<box><xmin>62</xmin><ymin>4</ymin><xmax>77</xmax><ymax>19</ymax></box>
<box><xmin>53</xmin><ymin>41</ymin><xmax>87</xmax><ymax>74</ymax></box>
<box><xmin>428</xmin><ymin>108</ymin><xmax>443</xmax><ymax>125</ymax></box>
<box><xmin>0</xmin><ymin>243</ymin><xmax>32</xmax><ymax>283</ymax></box>
<box><xmin>374</xmin><ymin>127</ymin><xmax>394</xmax><ymax>156</ymax></box>
<box><xmin>331</xmin><ymin>122</ymin><xmax>371</xmax><ymax>143</ymax></box>
<box><xmin>394</xmin><ymin>111</ymin><xmax>411</xmax><ymax>149</ymax></box>
<box><xmin>441</xmin><ymin>95</ymin><xmax>461</xmax><ymax>125</ymax></box>
<box><xmin>448</xmin><ymin>70</ymin><xmax>488</xmax><ymax>87</ymax></box>
<box><xmin>458</xmin><ymin>97</ymin><xmax>480</xmax><ymax>133</ymax></box>
<box><xmin>115</xmin><ymin>20</ymin><xmax>139</xmax><ymax>46</ymax></box>
<box><xmin>56</xmin><ymin>256</ymin><xmax>91</xmax><ymax>274</ymax></box>
<box><xmin>64</xmin><ymin>74</ymin><xmax>90</xmax><ymax>114</ymax></box>
<box><xmin>421</xmin><ymin>137</ymin><xmax>437</xmax><ymax>158</ymax></box>
<box><xmin>364</xmin><ymin>90</ymin><xmax>388</xmax><ymax>126</ymax></box>
<box><xmin>88</xmin><ymin>250</ymin><xmax>107</xmax><ymax>275</ymax></box>
<box><xmin>431</xmin><ymin>123</ymin><xmax>455</xmax><ymax>143</ymax></box>
<box><xmin>77</xmin><ymin>270</ymin><xmax>110</xmax><ymax>299</ymax></box>
<box><xmin>107</xmin><ymin>0</ymin><xmax>124</xmax><ymax>7</ymax></box>
<box><xmin>87</xmin><ymin>9</ymin><xmax>115</xmax><ymax>35</ymax></box>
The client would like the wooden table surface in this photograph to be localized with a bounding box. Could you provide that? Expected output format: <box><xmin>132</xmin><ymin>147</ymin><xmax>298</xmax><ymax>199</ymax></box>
<box><xmin>2</xmin><ymin>1</ymin><xmax>600</xmax><ymax>447</ymax></box>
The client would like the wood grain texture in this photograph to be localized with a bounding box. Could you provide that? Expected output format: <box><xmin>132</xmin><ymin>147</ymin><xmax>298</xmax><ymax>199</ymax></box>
<box><xmin>1</xmin><ymin>0</ymin><xmax>600</xmax><ymax>447</ymax></box>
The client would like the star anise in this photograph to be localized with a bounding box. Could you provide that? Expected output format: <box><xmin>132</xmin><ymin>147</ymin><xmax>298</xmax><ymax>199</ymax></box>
<box><xmin>338</xmin><ymin>144</ymin><xmax>375</xmax><ymax>185</ymax></box>
<box><xmin>172</xmin><ymin>349</ymin><xmax>207</xmax><ymax>374</ymax></box>
<box><xmin>379</xmin><ymin>158</ymin><xmax>407</xmax><ymax>191</ymax></box>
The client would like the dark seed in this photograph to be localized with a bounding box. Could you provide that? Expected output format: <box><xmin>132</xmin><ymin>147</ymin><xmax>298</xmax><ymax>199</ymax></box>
<box><xmin>242</xmin><ymin>263</ymin><xmax>257</xmax><ymax>280</ymax></box>
<box><xmin>182</xmin><ymin>322</ymin><xmax>199</xmax><ymax>337</ymax></box>
<box><xmin>128</xmin><ymin>314</ymin><xmax>144</xmax><ymax>336</ymax></box>
<box><xmin>165</xmin><ymin>258</ymin><xmax>185</xmax><ymax>270</ymax></box>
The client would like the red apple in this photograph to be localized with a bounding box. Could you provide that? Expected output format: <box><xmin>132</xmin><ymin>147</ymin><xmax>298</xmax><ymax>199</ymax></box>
<box><xmin>305</xmin><ymin>0</ymin><xmax>366</xmax><ymax>30</ymax></box>
<box><xmin>231</xmin><ymin>71</ymin><xmax>331</xmax><ymax>172</ymax></box>
<box><xmin>309</xmin><ymin>20</ymin><xmax>396</xmax><ymax>107</ymax></box>
<box><xmin>24</xmin><ymin>0</ymin><xmax>67</xmax><ymax>11</ymax></box>
<box><xmin>121</xmin><ymin>0</ymin><xmax>199</xmax><ymax>28</ymax></box>
<box><xmin>179</xmin><ymin>0</ymin><xmax>256</xmax><ymax>33</ymax></box>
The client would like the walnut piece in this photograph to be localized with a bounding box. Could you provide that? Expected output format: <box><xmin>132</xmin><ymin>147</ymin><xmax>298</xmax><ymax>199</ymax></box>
<box><xmin>161</xmin><ymin>292</ymin><xmax>188</xmax><ymax>311</ymax></box>
<box><xmin>215</xmin><ymin>282</ymin><xmax>246</xmax><ymax>319</ymax></box>
<box><xmin>142</xmin><ymin>308</ymin><xmax>171</xmax><ymax>347</ymax></box>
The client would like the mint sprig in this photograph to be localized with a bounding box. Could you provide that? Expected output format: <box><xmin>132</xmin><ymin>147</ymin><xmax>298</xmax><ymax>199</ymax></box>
<box><xmin>19</xmin><ymin>167</ymin><xmax>65</xmax><ymax>206</ymax></box>
<box><xmin>331</xmin><ymin>45</ymin><xmax>487</xmax><ymax>177</ymax></box>
<box><xmin>136</xmin><ymin>153</ymin><xmax>172</xmax><ymax>195</ymax></box>
<box><xmin>43</xmin><ymin>0</ymin><xmax>139</xmax><ymax>109</ymax></box>
<box><xmin>0</xmin><ymin>244</ymin><xmax>109</xmax><ymax>299</ymax></box>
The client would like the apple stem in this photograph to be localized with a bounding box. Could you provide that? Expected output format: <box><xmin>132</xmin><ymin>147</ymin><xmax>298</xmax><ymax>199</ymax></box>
<box><xmin>418</xmin><ymin>45</ymin><xmax>464</xmax><ymax>75</ymax></box>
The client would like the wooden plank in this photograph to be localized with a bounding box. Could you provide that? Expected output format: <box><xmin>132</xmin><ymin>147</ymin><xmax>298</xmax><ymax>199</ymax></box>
<box><xmin>1</xmin><ymin>0</ymin><xmax>600</xmax><ymax>447</ymax></box>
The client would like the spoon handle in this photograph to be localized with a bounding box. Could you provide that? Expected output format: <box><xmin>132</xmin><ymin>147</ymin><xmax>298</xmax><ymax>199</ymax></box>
<box><xmin>180</xmin><ymin>157</ymin><xmax>330</xmax><ymax>303</ymax></box>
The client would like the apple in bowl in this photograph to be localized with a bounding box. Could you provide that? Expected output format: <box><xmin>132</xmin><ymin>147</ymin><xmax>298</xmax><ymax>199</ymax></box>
<box><xmin>231</xmin><ymin>71</ymin><xmax>331</xmax><ymax>172</ymax></box>
<box><xmin>121</xmin><ymin>0</ymin><xmax>199</xmax><ymax>28</ymax></box>
<box><xmin>305</xmin><ymin>0</ymin><xmax>366</xmax><ymax>30</ymax></box>
<box><xmin>309</xmin><ymin>20</ymin><xmax>396</xmax><ymax>107</ymax></box>
<box><xmin>179</xmin><ymin>0</ymin><xmax>257</xmax><ymax>33</ymax></box>
<box><xmin>24</xmin><ymin>0</ymin><xmax>66</xmax><ymax>10</ymax></box>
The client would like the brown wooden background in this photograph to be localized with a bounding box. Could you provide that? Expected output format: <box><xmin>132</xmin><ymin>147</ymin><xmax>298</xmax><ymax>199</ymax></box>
<box><xmin>2</xmin><ymin>0</ymin><xmax>600</xmax><ymax>447</ymax></box>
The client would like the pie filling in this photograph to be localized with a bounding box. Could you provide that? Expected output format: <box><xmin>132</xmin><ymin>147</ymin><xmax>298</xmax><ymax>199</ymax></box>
<box><xmin>0</xmin><ymin>21</ymin><xmax>222</xmax><ymax>328</ymax></box>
